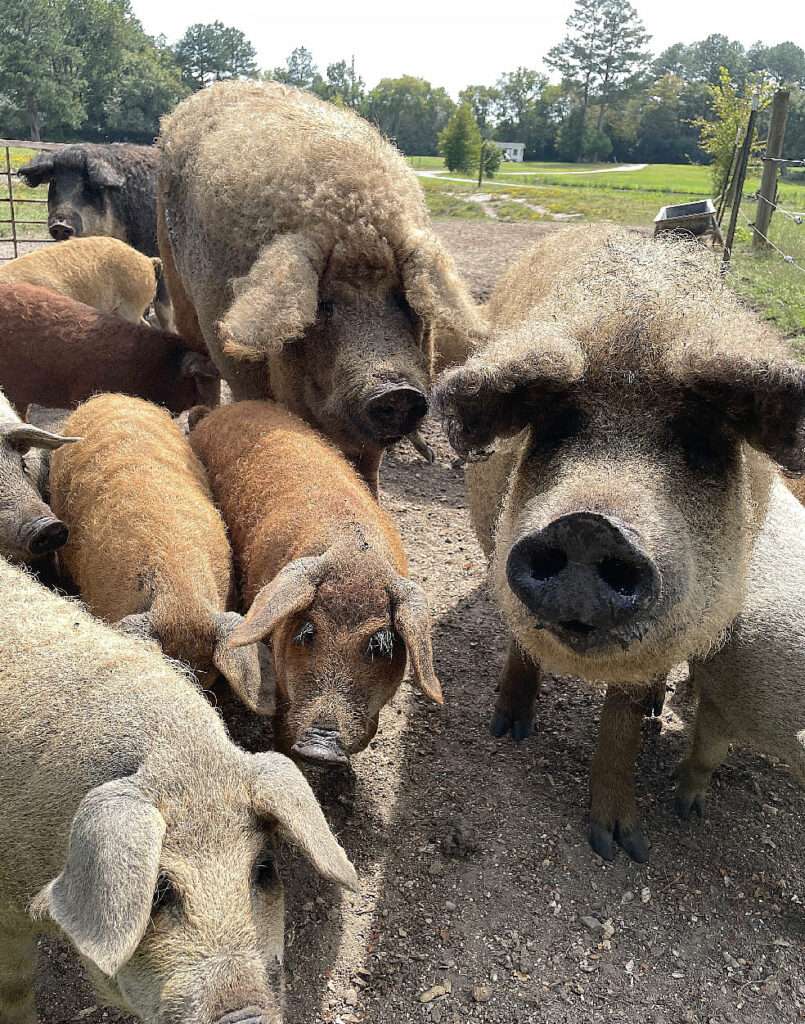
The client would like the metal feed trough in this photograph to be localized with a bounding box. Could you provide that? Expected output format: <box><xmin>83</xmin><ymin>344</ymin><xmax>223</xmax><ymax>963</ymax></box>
<box><xmin>653</xmin><ymin>199</ymin><xmax>724</xmax><ymax>247</ymax></box>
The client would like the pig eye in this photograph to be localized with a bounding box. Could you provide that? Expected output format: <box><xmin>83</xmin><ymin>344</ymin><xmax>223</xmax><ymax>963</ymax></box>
<box><xmin>528</xmin><ymin>402</ymin><xmax>585</xmax><ymax>457</ymax></box>
<box><xmin>318</xmin><ymin>299</ymin><xmax>335</xmax><ymax>318</ymax></box>
<box><xmin>151</xmin><ymin>873</ymin><xmax>179</xmax><ymax>915</ymax></box>
<box><xmin>366</xmin><ymin>628</ymin><xmax>394</xmax><ymax>661</ymax></box>
<box><xmin>253</xmin><ymin>851</ymin><xmax>277</xmax><ymax>889</ymax></box>
<box><xmin>293</xmin><ymin>621</ymin><xmax>315</xmax><ymax>646</ymax></box>
<box><xmin>670</xmin><ymin>409</ymin><xmax>734</xmax><ymax>475</ymax></box>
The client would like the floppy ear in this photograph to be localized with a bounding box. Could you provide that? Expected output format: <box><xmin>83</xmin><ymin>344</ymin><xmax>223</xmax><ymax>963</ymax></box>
<box><xmin>389</xmin><ymin>577</ymin><xmax>443</xmax><ymax>704</ymax></box>
<box><xmin>116</xmin><ymin>611</ymin><xmax>158</xmax><ymax>642</ymax></box>
<box><xmin>218</xmin><ymin>232</ymin><xmax>326</xmax><ymax>361</ymax></box>
<box><xmin>684</xmin><ymin>355</ymin><xmax>805</xmax><ymax>473</ymax></box>
<box><xmin>0</xmin><ymin>421</ymin><xmax>80</xmax><ymax>454</ymax></box>
<box><xmin>180</xmin><ymin>350</ymin><xmax>219</xmax><ymax>381</ymax></box>
<box><xmin>228</xmin><ymin>555</ymin><xmax>330</xmax><ymax>648</ymax></box>
<box><xmin>24</xmin><ymin>404</ymin><xmax>72</xmax><ymax>436</ymax></box>
<box><xmin>398</xmin><ymin>228</ymin><xmax>488</xmax><ymax>368</ymax></box>
<box><xmin>249</xmin><ymin>752</ymin><xmax>358</xmax><ymax>891</ymax></box>
<box><xmin>18</xmin><ymin>155</ymin><xmax>56</xmax><ymax>188</ymax></box>
<box><xmin>85</xmin><ymin>155</ymin><xmax>125</xmax><ymax>189</ymax></box>
<box><xmin>213</xmin><ymin>611</ymin><xmax>276</xmax><ymax>715</ymax></box>
<box><xmin>30</xmin><ymin>778</ymin><xmax>165</xmax><ymax>977</ymax></box>
<box><xmin>434</xmin><ymin>332</ymin><xmax>585</xmax><ymax>456</ymax></box>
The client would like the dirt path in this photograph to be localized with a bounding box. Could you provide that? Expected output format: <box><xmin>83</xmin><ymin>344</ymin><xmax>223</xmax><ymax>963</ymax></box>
<box><xmin>35</xmin><ymin>219</ymin><xmax>804</xmax><ymax>1024</ymax></box>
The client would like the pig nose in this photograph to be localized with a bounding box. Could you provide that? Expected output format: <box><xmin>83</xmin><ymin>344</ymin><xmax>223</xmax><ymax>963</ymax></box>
<box><xmin>292</xmin><ymin>724</ymin><xmax>349</xmax><ymax>768</ymax></box>
<box><xmin>26</xmin><ymin>517</ymin><xmax>69</xmax><ymax>557</ymax></box>
<box><xmin>506</xmin><ymin>512</ymin><xmax>659</xmax><ymax>636</ymax></box>
<box><xmin>365</xmin><ymin>385</ymin><xmax>428</xmax><ymax>441</ymax></box>
<box><xmin>49</xmin><ymin>222</ymin><xmax>75</xmax><ymax>241</ymax></box>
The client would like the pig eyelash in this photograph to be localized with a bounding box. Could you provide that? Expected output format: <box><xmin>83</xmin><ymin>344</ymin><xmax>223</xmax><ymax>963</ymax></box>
<box><xmin>367</xmin><ymin>628</ymin><xmax>394</xmax><ymax>661</ymax></box>
<box><xmin>294</xmin><ymin>621</ymin><xmax>315</xmax><ymax>646</ymax></box>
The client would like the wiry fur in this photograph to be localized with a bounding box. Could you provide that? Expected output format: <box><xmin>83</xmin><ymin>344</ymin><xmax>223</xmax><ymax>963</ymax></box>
<box><xmin>0</xmin><ymin>283</ymin><xmax>219</xmax><ymax>415</ymax></box>
<box><xmin>49</xmin><ymin>395</ymin><xmax>270</xmax><ymax>711</ymax></box>
<box><xmin>18</xmin><ymin>144</ymin><xmax>161</xmax><ymax>256</ymax></box>
<box><xmin>190</xmin><ymin>400</ymin><xmax>442</xmax><ymax>760</ymax></box>
<box><xmin>0</xmin><ymin>237</ymin><xmax>158</xmax><ymax>324</ymax></box>
<box><xmin>0</xmin><ymin>554</ymin><xmax>356</xmax><ymax>1024</ymax></box>
<box><xmin>159</xmin><ymin>82</ymin><xmax>485</xmax><ymax>486</ymax></box>
<box><xmin>437</xmin><ymin>225</ymin><xmax>805</xmax><ymax>857</ymax></box>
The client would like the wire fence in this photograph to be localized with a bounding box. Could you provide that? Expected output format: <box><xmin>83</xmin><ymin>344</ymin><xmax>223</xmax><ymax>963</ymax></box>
<box><xmin>0</xmin><ymin>139</ymin><xmax>59</xmax><ymax>261</ymax></box>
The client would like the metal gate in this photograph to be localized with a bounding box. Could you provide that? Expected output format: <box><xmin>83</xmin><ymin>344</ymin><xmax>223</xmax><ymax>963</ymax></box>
<box><xmin>0</xmin><ymin>138</ymin><xmax>62</xmax><ymax>260</ymax></box>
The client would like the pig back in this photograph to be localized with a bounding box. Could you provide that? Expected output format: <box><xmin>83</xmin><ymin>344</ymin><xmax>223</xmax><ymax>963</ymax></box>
<box><xmin>0</xmin><ymin>554</ymin><xmax>225</xmax><ymax>911</ymax></box>
<box><xmin>50</xmin><ymin>394</ymin><xmax>232</xmax><ymax>623</ymax></box>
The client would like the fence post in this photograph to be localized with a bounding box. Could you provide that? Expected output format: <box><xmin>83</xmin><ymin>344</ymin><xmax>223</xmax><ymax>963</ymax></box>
<box><xmin>722</xmin><ymin>95</ymin><xmax>758</xmax><ymax>271</ymax></box>
<box><xmin>3</xmin><ymin>146</ymin><xmax>17</xmax><ymax>259</ymax></box>
<box><xmin>752</xmin><ymin>89</ymin><xmax>790</xmax><ymax>250</ymax></box>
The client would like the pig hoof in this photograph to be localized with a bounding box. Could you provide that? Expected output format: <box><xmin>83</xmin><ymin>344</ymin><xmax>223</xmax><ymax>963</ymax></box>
<box><xmin>674</xmin><ymin>790</ymin><xmax>705</xmax><ymax>821</ymax></box>
<box><xmin>614</xmin><ymin>822</ymin><xmax>649</xmax><ymax>863</ymax></box>
<box><xmin>588</xmin><ymin>821</ymin><xmax>617</xmax><ymax>861</ymax></box>
<box><xmin>490</xmin><ymin>709</ymin><xmax>532</xmax><ymax>742</ymax></box>
<box><xmin>589</xmin><ymin>820</ymin><xmax>649</xmax><ymax>863</ymax></box>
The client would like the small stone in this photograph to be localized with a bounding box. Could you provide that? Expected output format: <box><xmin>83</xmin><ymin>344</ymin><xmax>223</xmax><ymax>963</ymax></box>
<box><xmin>445</xmin><ymin>900</ymin><xmax>457</xmax><ymax>913</ymax></box>
<box><xmin>472</xmin><ymin>985</ymin><xmax>492</xmax><ymax>1003</ymax></box>
<box><xmin>581</xmin><ymin>915</ymin><xmax>603</xmax><ymax>932</ymax></box>
<box><xmin>622</xmin><ymin>890</ymin><xmax>635</xmax><ymax>904</ymax></box>
<box><xmin>344</xmin><ymin>988</ymin><xmax>359</xmax><ymax>1007</ymax></box>
<box><xmin>640</xmin><ymin>887</ymin><xmax>651</xmax><ymax>904</ymax></box>
<box><xmin>601</xmin><ymin>919</ymin><xmax>616</xmax><ymax>940</ymax></box>
<box><xmin>419</xmin><ymin>984</ymin><xmax>449</xmax><ymax>1004</ymax></box>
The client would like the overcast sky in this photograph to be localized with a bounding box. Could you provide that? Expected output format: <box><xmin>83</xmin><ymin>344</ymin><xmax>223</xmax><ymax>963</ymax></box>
<box><xmin>131</xmin><ymin>0</ymin><xmax>805</xmax><ymax>98</ymax></box>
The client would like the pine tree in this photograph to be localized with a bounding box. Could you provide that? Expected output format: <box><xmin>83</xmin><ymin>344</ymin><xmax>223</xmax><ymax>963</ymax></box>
<box><xmin>438</xmin><ymin>104</ymin><xmax>482</xmax><ymax>174</ymax></box>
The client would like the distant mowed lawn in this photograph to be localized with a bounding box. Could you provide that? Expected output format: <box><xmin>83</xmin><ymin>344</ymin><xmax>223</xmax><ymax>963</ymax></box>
<box><xmin>412</xmin><ymin>157</ymin><xmax>805</xmax><ymax>344</ymax></box>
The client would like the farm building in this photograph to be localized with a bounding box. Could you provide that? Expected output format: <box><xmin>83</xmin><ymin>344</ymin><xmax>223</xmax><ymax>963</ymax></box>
<box><xmin>491</xmin><ymin>141</ymin><xmax>525</xmax><ymax>162</ymax></box>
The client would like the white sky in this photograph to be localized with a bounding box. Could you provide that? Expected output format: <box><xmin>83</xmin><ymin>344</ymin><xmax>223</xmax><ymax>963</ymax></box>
<box><xmin>131</xmin><ymin>0</ymin><xmax>805</xmax><ymax>98</ymax></box>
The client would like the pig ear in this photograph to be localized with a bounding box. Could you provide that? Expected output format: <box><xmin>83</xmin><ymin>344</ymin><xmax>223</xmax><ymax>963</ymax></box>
<box><xmin>85</xmin><ymin>155</ymin><xmax>125</xmax><ymax>189</ymax></box>
<box><xmin>17</xmin><ymin>155</ymin><xmax>56</xmax><ymax>187</ymax></box>
<box><xmin>434</xmin><ymin>336</ymin><xmax>585</xmax><ymax>456</ymax></box>
<box><xmin>249</xmin><ymin>752</ymin><xmax>359</xmax><ymax>891</ymax></box>
<box><xmin>398</xmin><ymin>228</ymin><xmax>488</xmax><ymax>367</ymax></box>
<box><xmin>685</xmin><ymin>356</ymin><xmax>805</xmax><ymax>473</ymax></box>
<box><xmin>30</xmin><ymin>778</ymin><xmax>165</xmax><ymax>977</ymax></box>
<box><xmin>390</xmin><ymin>577</ymin><xmax>443</xmax><ymax>705</ymax></box>
<box><xmin>180</xmin><ymin>351</ymin><xmax>220</xmax><ymax>381</ymax></box>
<box><xmin>0</xmin><ymin>422</ymin><xmax>81</xmax><ymax>454</ymax></box>
<box><xmin>213</xmin><ymin>611</ymin><xmax>276</xmax><ymax>715</ymax></box>
<box><xmin>218</xmin><ymin>232</ymin><xmax>326</xmax><ymax>361</ymax></box>
<box><xmin>228</xmin><ymin>555</ymin><xmax>329</xmax><ymax>647</ymax></box>
<box><xmin>24</xmin><ymin>404</ymin><xmax>72</xmax><ymax>436</ymax></box>
<box><xmin>116</xmin><ymin>612</ymin><xmax>158</xmax><ymax>642</ymax></box>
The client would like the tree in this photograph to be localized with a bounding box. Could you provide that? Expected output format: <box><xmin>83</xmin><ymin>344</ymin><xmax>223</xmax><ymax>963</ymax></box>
<box><xmin>593</xmin><ymin>0</ymin><xmax>651</xmax><ymax>132</ymax></box>
<box><xmin>175</xmin><ymin>20</ymin><xmax>257</xmax><ymax>90</ymax></box>
<box><xmin>270</xmin><ymin>46</ymin><xmax>319</xmax><ymax>91</ymax></box>
<box><xmin>693</xmin><ymin>68</ymin><xmax>773</xmax><ymax>197</ymax></box>
<box><xmin>494</xmin><ymin>68</ymin><xmax>555</xmax><ymax>159</ymax></box>
<box><xmin>0</xmin><ymin>0</ymin><xmax>85</xmax><ymax>140</ymax></box>
<box><xmin>546</xmin><ymin>0</ymin><xmax>606</xmax><ymax>151</ymax></box>
<box><xmin>656</xmin><ymin>35</ymin><xmax>747</xmax><ymax>86</ymax></box>
<box><xmin>364</xmin><ymin>77</ymin><xmax>455</xmax><ymax>155</ymax></box>
<box><xmin>103</xmin><ymin>33</ymin><xmax>188</xmax><ymax>141</ymax></box>
<box><xmin>478</xmin><ymin>138</ymin><xmax>502</xmax><ymax>182</ymax></box>
<box><xmin>312</xmin><ymin>58</ymin><xmax>365</xmax><ymax>108</ymax></box>
<box><xmin>459</xmin><ymin>84</ymin><xmax>501</xmax><ymax>136</ymax></box>
<box><xmin>747</xmin><ymin>41</ymin><xmax>805</xmax><ymax>87</ymax></box>
<box><xmin>438</xmin><ymin>104</ymin><xmax>482</xmax><ymax>173</ymax></box>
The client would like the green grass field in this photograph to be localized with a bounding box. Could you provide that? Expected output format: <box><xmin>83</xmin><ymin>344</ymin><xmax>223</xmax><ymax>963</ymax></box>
<box><xmin>413</xmin><ymin>157</ymin><xmax>805</xmax><ymax>341</ymax></box>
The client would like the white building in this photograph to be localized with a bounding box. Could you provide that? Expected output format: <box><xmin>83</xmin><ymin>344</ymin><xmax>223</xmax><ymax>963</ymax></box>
<box><xmin>491</xmin><ymin>141</ymin><xmax>525</xmax><ymax>162</ymax></box>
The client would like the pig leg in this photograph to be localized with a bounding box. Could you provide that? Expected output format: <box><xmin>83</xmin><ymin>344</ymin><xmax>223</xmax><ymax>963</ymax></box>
<box><xmin>589</xmin><ymin>683</ymin><xmax>650</xmax><ymax>864</ymax></box>
<box><xmin>353</xmin><ymin>449</ymin><xmax>383</xmax><ymax>500</ymax></box>
<box><xmin>0</xmin><ymin>927</ymin><xmax>37</xmax><ymax>1024</ymax></box>
<box><xmin>490</xmin><ymin>640</ymin><xmax>540</xmax><ymax>742</ymax></box>
<box><xmin>673</xmin><ymin>695</ymin><xmax>733</xmax><ymax>820</ymax></box>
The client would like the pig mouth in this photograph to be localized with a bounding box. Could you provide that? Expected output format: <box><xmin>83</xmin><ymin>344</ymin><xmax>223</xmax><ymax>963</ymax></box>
<box><xmin>543</xmin><ymin>617</ymin><xmax>654</xmax><ymax>654</ymax></box>
<box><xmin>291</xmin><ymin>727</ymin><xmax>351</xmax><ymax>769</ymax></box>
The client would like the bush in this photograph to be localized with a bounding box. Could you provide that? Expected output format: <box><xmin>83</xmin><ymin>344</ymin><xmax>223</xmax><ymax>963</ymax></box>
<box><xmin>439</xmin><ymin>105</ymin><xmax>482</xmax><ymax>174</ymax></box>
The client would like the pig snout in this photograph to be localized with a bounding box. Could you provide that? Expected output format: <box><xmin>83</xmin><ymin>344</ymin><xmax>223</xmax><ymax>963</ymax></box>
<box><xmin>48</xmin><ymin>221</ymin><xmax>76</xmax><ymax>241</ymax></box>
<box><xmin>364</xmin><ymin>384</ymin><xmax>428</xmax><ymax>442</ymax></box>
<box><xmin>506</xmin><ymin>512</ymin><xmax>659</xmax><ymax>647</ymax></box>
<box><xmin>291</xmin><ymin>723</ymin><xmax>350</xmax><ymax>768</ymax></box>
<box><xmin>214</xmin><ymin>1007</ymin><xmax>271</xmax><ymax>1024</ymax></box>
<box><xmin>22</xmin><ymin>515</ymin><xmax>69</xmax><ymax>557</ymax></box>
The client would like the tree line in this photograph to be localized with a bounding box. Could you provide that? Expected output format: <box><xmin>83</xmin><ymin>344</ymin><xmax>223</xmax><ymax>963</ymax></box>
<box><xmin>1</xmin><ymin>0</ymin><xmax>803</xmax><ymax>165</ymax></box>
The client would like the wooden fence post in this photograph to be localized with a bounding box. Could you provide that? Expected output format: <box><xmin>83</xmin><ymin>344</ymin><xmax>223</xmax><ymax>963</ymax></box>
<box><xmin>752</xmin><ymin>88</ymin><xmax>790</xmax><ymax>249</ymax></box>
<box><xmin>722</xmin><ymin>95</ymin><xmax>758</xmax><ymax>271</ymax></box>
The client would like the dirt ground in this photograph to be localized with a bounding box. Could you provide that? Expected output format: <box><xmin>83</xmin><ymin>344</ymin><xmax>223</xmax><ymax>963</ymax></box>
<box><xmin>35</xmin><ymin>219</ymin><xmax>804</xmax><ymax>1024</ymax></box>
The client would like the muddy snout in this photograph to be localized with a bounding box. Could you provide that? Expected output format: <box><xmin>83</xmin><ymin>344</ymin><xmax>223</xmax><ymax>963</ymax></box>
<box><xmin>364</xmin><ymin>384</ymin><xmax>428</xmax><ymax>442</ymax></box>
<box><xmin>506</xmin><ymin>512</ymin><xmax>659</xmax><ymax>644</ymax></box>
<box><xmin>291</xmin><ymin>723</ymin><xmax>350</xmax><ymax>768</ymax></box>
<box><xmin>48</xmin><ymin>215</ymin><xmax>80</xmax><ymax>241</ymax></box>
<box><xmin>23</xmin><ymin>515</ymin><xmax>69</xmax><ymax>557</ymax></box>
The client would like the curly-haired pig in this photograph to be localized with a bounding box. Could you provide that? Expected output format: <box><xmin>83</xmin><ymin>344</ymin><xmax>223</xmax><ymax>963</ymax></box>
<box><xmin>0</xmin><ymin>236</ymin><xmax>160</xmax><ymax>324</ymax></box>
<box><xmin>0</xmin><ymin>386</ymin><xmax>78</xmax><ymax>563</ymax></box>
<box><xmin>190</xmin><ymin>400</ymin><xmax>443</xmax><ymax>766</ymax></box>
<box><xmin>49</xmin><ymin>394</ymin><xmax>272</xmax><ymax>713</ymax></box>
<box><xmin>436</xmin><ymin>225</ymin><xmax>805</xmax><ymax>862</ymax></box>
<box><xmin>0</xmin><ymin>552</ymin><xmax>357</xmax><ymax>1024</ymax></box>
<box><xmin>159</xmin><ymin>80</ymin><xmax>486</xmax><ymax>492</ymax></box>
